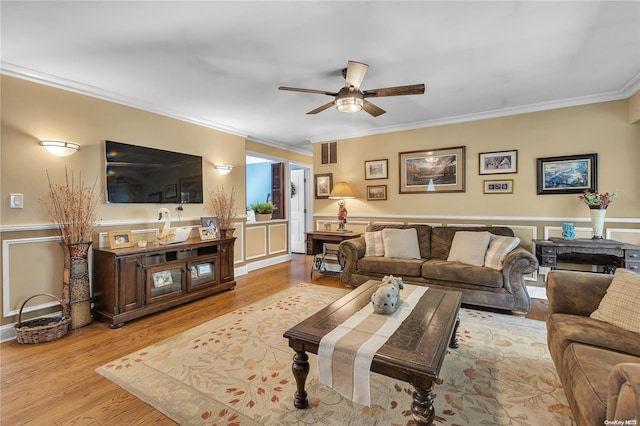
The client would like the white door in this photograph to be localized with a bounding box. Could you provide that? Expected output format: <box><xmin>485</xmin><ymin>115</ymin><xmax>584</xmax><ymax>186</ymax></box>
<box><xmin>290</xmin><ymin>169</ymin><xmax>306</xmax><ymax>253</ymax></box>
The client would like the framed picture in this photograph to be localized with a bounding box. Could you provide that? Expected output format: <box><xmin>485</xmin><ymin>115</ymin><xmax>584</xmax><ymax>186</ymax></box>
<box><xmin>367</xmin><ymin>185</ymin><xmax>387</xmax><ymax>200</ymax></box>
<box><xmin>198</xmin><ymin>226</ymin><xmax>216</xmax><ymax>240</ymax></box>
<box><xmin>479</xmin><ymin>150</ymin><xmax>517</xmax><ymax>175</ymax></box>
<box><xmin>165</xmin><ymin>184</ymin><xmax>177</xmax><ymax>199</ymax></box>
<box><xmin>200</xmin><ymin>217</ymin><xmax>220</xmax><ymax>238</ymax></box>
<box><xmin>314</xmin><ymin>173</ymin><xmax>333</xmax><ymax>199</ymax></box>
<box><xmin>197</xmin><ymin>263</ymin><xmax>212</xmax><ymax>276</ymax></box>
<box><xmin>148</xmin><ymin>192</ymin><xmax>162</xmax><ymax>203</ymax></box>
<box><xmin>483</xmin><ymin>179</ymin><xmax>513</xmax><ymax>194</ymax></box>
<box><xmin>399</xmin><ymin>146</ymin><xmax>465</xmax><ymax>193</ymax></box>
<box><xmin>152</xmin><ymin>270</ymin><xmax>173</xmax><ymax>288</ymax></box>
<box><xmin>364</xmin><ymin>159</ymin><xmax>388</xmax><ymax>180</ymax></box>
<box><xmin>108</xmin><ymin>230</ymin><xmax>135</xmax><ymax>249</ymax></box>
<box><xmin>536</xmin><ymin>153</ymin><xmax>597</xmax><ymax>195</ymax></box>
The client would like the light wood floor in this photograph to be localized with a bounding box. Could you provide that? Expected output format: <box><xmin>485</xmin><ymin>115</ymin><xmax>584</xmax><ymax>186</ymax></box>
<box><xmin>0</xmin><ymin>254</ymin><xmax>547</xmax><ymax>425</ymax></box>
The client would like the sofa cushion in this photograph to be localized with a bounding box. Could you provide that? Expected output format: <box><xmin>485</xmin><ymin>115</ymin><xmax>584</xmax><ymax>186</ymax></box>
<box><xmin>484</xmin><ymin>235</ymin><xmax>521</xmax><ymax>270</ymax></box>
<box><xmin>561</xmin><ymin>343</ymin><xmax>640</xmax><ymax>426</ymax></box>
<box><xmin>431</xmin><ymin>226</ymin><xmax>514</xmax><ymax>260</ymax></box>
<box><xmin>357</xmin><ymin>256</ymin><xmax>425</xmax><ymax>277</ymax></box>
<box><xmin>447</xmin><ymin>231</ymin><xmax>492</xmax><ymax>266</ymax></box>
<box><xmin>366</xmin><ymin>224</ymin><xmax>432</xmax><ymax>259</ymax></box>
<box><xmin>590</xmin><ymin>268</ymin><xmax>640</xmax><ymax>334</ymax></box>
<box><xmin>364</xmin><ymin>231</ymin><xmax>385</xmax><ymax>257</ymax></box>
<box><xmin>422</xmin><ymin>259</ymin><xmax>504</xmax><ymax>288</ymax></box>
<box><xmin>547</xmin><ymin>313</ymin><xmax>640</xmax><ymax>363</ymax></box>
<box><xmin>382</xmin><ymin>228</ymin><xmax>421</xmax><ymax>259</ymax></box>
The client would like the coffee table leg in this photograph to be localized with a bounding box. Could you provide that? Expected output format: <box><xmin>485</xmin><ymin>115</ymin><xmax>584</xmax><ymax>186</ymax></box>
<box><xmin>291</xmin><ymin>350</ymin><xmax>309</xmax><ymax>409</ymax></box>
<box><xmin>449</xmin><ymin>315</ymin><xmax>460</xmax><ymax>349</ymax></box>
<box><xmin>411</xmin><ymin>382</ymin><xmax>435</xmax><ymax>426</ymax></box>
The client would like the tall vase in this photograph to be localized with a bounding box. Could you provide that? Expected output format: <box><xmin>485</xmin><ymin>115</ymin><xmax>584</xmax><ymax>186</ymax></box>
<box><xmin>589</xmin><ymin>206</ymin><xmax>607</xmax><ymax>240</ymax></box>
<box><xmin>61</xmin><ymin>242</ymin><xmax>92</xmax><ymax>329</ymax></box>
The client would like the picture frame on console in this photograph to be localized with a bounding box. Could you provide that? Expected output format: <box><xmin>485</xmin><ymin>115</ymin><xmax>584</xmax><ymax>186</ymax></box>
<box><xmin>200</xmin><ymin>217</ymin><xmax>220</xmax><ymax>239</ymax></box>
<box><xmin>479</xmin><ymin>150</ymin><xmax>517</xmax><ymax>175</ymax></box>
<box><xmin>314</xmin><ymin>173</ymin><xmax>333</xmax><ymax>199</ymax></box>
<box><xmin>399</xmin><ymin>146</ymin><xmax>465</xmax><ymax>194</ymax></box>
<box><xmin>364</xmin><ymin>159</ymin><xmax>388</xmax><ymax>180</ymax></box>
<box><xmin>108</xmin><ymin>230</ymin><xmax>135</xmax><ymax>249</ymax></box>
<box><xmin>536</xmin><ymin>153</ymin><xmax>597</xmax><ymax>195</ymax></box>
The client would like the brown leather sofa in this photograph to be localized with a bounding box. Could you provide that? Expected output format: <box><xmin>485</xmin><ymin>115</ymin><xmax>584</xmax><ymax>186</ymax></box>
<box><xmin>546</xmin><ymin>270</ymin><xmax>640</xmax><ymax>426</ymax></box>
<box><xmin>339</xmin><ymin>224</ymin><xmax>538</xmax><ymax>313</ymax></box>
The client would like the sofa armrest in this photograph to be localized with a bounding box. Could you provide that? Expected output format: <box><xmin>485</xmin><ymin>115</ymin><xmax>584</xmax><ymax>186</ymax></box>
<box><xmin>501</xmin><ymin>247</ymin><xmax>539</xmax><ymax>313</ymax></box>
<box><xmin>339</xmin><ymin>237</ymin><xmax>366</xmax><ymax>287</ymax></box>
<box><xmin>607</xmin><ymin>363</ymin><xmax>640</xmax><ymax>423</ymax></box>
<box><xmin>546</xmin><ymin>270</ymin><xmax>613</xmax><ymax>317</ymax></box>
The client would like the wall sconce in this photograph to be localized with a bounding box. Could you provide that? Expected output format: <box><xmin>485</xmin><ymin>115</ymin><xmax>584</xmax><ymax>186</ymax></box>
<box><xmin>40</xmin><ymin>140</ymin><xmax>80</xmax><ymax>157</ymax></box>
<box><xmin>329</xmin><ymin>182</ymin><xmax>355</xmax><ymax>230</ymax></box>
<box><xmin>214</xmin><ymin>164</ymin><xmax>233</xmax><ymax>175</ymax></box>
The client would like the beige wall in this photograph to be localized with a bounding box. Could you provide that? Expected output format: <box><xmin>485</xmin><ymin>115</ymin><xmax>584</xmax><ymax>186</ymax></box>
<box><xmin>630</xmin><ymin>91</ymin><xmax>640</xmax><ymax>124</ymax></box>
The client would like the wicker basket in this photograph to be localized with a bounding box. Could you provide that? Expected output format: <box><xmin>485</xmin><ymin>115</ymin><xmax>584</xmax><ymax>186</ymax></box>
<box><xmin>14</xmin><ymin>293</ymin><xmax>70</xmax><ymax>344</ymax></box>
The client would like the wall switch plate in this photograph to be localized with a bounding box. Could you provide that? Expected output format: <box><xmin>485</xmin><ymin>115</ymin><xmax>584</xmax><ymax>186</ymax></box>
<box><xmin>10</xmin><ymin>193</ymin><xmax>23</xmax><ymax>209</ymax></box>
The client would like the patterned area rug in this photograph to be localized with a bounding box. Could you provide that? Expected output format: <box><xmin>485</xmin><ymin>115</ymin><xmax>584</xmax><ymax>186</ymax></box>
<box><xmin>96</xmin><ymin>283</ymin><xmax>575</xmax><ymax>425</ymax></box>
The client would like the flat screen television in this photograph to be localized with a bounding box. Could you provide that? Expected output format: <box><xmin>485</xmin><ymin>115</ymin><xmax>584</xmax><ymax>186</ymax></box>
<box><xmin>105</xmin><ymin>140</ymin><xmax>203</xmax><ymax>204</ymax></box>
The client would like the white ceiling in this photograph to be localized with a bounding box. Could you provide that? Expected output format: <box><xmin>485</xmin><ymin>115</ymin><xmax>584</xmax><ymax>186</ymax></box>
<box><xmin>2</xmin><ymin>1</ymin><xmax>639</xmax><ymax>155</ymax></box>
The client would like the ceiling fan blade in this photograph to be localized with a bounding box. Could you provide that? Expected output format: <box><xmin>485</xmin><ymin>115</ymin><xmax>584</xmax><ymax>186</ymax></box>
<box><xmin>362</xmin><ymin>100</ymin><xmax>386</xmax><ymax>117</ymax></box>
<box><xmin>344</xmin><ymin>61</ymin><xmax>368</xmax><ymax>89</ymax></box>
<box><xmin>307</xmin><ymin>101</ymin><xmax>335</xmax><ymax>115</ymax></box>
<box><xmin>279</xmin><ymin>86</ymin><xmax>338</xmax><ymax>96</ymax></box>
<box><xmin>363</xmin><ymin>83</ymin><xmax>425</xmax><ymax>98</ymax></box>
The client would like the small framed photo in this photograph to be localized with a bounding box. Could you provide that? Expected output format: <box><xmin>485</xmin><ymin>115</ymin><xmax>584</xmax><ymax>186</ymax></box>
<box><xmin>364</xmin><ymin>159</ymin><xmax>388</xmax><ymax>180</ymax></box>
<box><xmin>165</xmin><ymin>184</ymin><xmax>177</xmax><ymax>199</ymax></box>
<box><xmin>198</xmin><ymin>227</ymin><xmax>217</xmax><ymax>240</ymax></box>
<box><xmin>197</xmin><ymin>263</ymin><xmax>212</xmax><ymax>276</ymax></box>
<box><xmin>152</xmin><ymin>270</ymin><xmax>173</xmax><ymax>288</ymax></box>
<box><xmin>200</xmin><ymin>217</ymin><xmax>220</xmax><ymax>238</ymax></box>
<box><xmin>483</xmin><ymin>179</ymin><xmax>513</xmax><ymax>194</ymax></box>
<box><xmin>367</xmin><ymin>185</ymin><xmax>387</xmax><ymax>201</ymax></box>
<box><xmin>479</xmin><ymin>150</ymin><xmax>517</xmax><ymax>175</ymax></box>
<box><xmin>536</xmin><ymin>153</ymin><xmax>597</xmax><ymax>195</ymax></box>
<box><xmin>314</xmin><ymin>173</ymin><xmax>333</xmax><ymax>199</ymax></box>
<box><xmin>108</xmin><ymin>230</ymin><xmax>135</xmax><ymax>249</ymax></box>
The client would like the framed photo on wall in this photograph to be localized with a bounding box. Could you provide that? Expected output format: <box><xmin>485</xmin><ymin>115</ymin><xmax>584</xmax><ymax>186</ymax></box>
<box><xmin>364</xmin><ymin>159</ymin><xmax>388</xmax><ymax>180</ymax></box>
<box><xmin>483</xmin><ymin>179</ymin><xmax>513</xmax><ymax>194</ymax></box>
<box><xmin>536</xmin><ymin>153</ymin><xmax>597</xmax><ymax>195</ymax></box>
<box><xmin>366</xmin><ymin>185</ymin><xmax>387</xmax><ymax>200</ymax></box>
<box><xmin>108</xmin><ymin>230</ymin><xmax>135</xmax><ymax>249</ymax></box>
<box><xmin>314</xmin><ymin>173</ymin><xmax>333</xmax><ymax>199</ymax></box>
<box><xmin>479</xmin><ymin>150</ymin><xmax>517</xmax><ymax>174</ymax></box>
<box><xmin>399</xmin><ymin>146</ymin><xmax>465</xmax><ymax>193</ymax></box>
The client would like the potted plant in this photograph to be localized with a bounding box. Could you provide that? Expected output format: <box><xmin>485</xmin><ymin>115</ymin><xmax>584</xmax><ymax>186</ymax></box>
<box><xmin>249</xmin><ymin>201</ymin><xmax>275</xmax><ymax>221</ymax></box>
<box><xmin>206</xmin><ymin>186</ymin><xmax>237</xmax><ymax>236</ymax></box>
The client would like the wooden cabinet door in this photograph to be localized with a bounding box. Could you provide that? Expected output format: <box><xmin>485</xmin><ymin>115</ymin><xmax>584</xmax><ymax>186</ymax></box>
<box><xmin>118</xmin><ymin>256</ymin><xmax>143</xmax><ymax>312</ymax></box>
<box><xmin>220</xmin><ymin>240</ymin><xmax>235</xmax><ymax>283</ymax></box>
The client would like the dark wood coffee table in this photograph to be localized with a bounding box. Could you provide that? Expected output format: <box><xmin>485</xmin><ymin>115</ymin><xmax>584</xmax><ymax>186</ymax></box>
<box><xmin>283</xmin><ymin>280</ymin><xmax>462</xmax><ymax>426</ymax></box>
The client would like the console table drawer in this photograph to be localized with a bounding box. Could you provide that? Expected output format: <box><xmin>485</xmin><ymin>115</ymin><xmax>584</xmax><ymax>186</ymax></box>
<box><xmin>540</xmin><ymin>255</ymin><xmax>557</xmax><ymax>267</ymax></box>
<box><xmin>539</xmin><ymin>246</ymin><xmax>556</xmax><ymax>255</ymax></box>
<box><xmin>624</xmin><ymin>261</ymin><xmax>640</xmax><ymax>273</ymax></box>
<box><xmin>625</xmin><ymin>250</ymin><xmax>640</xmax><ymax>262</ymax></box>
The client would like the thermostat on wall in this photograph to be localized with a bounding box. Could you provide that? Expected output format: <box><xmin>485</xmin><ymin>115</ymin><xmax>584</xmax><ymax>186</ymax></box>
<box><xmin>10</xmin><ymin>193</ymin><xmax>23</xmax><ymax>209</ymax></box>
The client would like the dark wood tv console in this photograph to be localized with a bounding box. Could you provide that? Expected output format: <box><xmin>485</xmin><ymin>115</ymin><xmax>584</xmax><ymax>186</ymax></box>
<box><xmin>93</xmin><ymin>238</ymin><xmax>236</xmax><ymax>328</ymax></box>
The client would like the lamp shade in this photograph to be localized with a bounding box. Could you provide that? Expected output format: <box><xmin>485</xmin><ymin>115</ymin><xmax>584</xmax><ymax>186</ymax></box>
<box><xmin>329</xmin><ymin>182</ymin><xmax>355</xmax><ymax>199</ymax></box>
<box><xmin>40</xmin><ymin>140</ymin><xmax>80</xmax><ymax>156</ymax></box>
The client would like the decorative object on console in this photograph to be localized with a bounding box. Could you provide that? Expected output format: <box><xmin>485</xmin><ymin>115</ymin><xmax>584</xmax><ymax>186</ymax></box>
<box><xmin>108</xmin><ymin>230</ymin><xmax>135</xmax><ymax>249</ymax></box>
<box><xmin>399</xmin><ymin>146</ymin><xmax>466</xmax><ymax>193</ymax></box>
<box><xmin>536</xmin><ymin>153</ymin><xmax>597</xmax><ymax>195</ymax></box>
<box><xmin>579</xmin><ymin>190</ymin><xmax>617</xmax><ymax>239</ymax></box>
<box><xmin>561</xmin><ymin>223</ymin><xmax>576</xmax><ymax>239</ymax></box>
<box><xmin>43</xmin><ymin>169</ymin><xmax>100</xmax><ymax>329</ymax></box>
<box><xmin>156</xmin><ymin>208</ymin><xmax>191</xmax><ymax>244</ymax></box>
<box><xmin>200</xmin><ymin>217</ymin><xmax>219</xmax><ymax>239</ymax></box>
<box><xmin>205</xmin><ymin>186</ymin><xmax>237</xmax><ymax>236</ymax></box>
<box><xmin>40</xmin><ymin>139</ymin><xmax>80</xmax><ymax>157</ymax></box>
<box><xmin>329</xmin><ymin>182</ymin><xmax>355</xmax><ymax>231</ymax></box>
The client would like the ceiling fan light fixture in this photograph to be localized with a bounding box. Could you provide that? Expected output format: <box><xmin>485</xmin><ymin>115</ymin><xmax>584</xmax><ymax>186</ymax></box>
<box><xmin>335</xmin><ymin>94</ymin><xmax>364</xmax><ymax>113</ymax></box>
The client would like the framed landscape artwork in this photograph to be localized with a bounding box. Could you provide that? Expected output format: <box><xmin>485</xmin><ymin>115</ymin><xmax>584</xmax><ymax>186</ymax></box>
<box><xmin>314</xmin><ymin>173</ymin><xmax>333</xmax><ymax>199</ymax></box>
<box><xmin>364</xmin><ymin>159</ymin><xmax>388</xmax><ymax>180</ymax></box>
<box><xmin>367</xmin><ymin>185</ymin><xmax>387</xmax><ymax>200</ymax></box>
<box><xmin>479</xmin><ymin>150</ymin><xmax>517</xmax><ymax>174</ymax></box>
<box><xmin>399</xmin><ymin>146</ymin><xmax>465</xmax><ymax>193</ymax></box>
<box><xmin>536</xmin><ymin>153</ymin><xmax>597</xmax><ymax>195</ymax></box>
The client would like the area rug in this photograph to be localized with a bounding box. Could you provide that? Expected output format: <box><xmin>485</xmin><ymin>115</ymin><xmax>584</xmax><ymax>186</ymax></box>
<box><xmin>96</xmin><ymin>283</ymin><xmax>575</xmax><ymax>425</ymax></box>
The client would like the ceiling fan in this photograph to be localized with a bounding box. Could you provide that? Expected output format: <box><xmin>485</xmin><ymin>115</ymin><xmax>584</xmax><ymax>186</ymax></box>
<box><xmin>278</xmin><ymin>60</ymin><xmax>425</xmax><ymax>117</ymax></box>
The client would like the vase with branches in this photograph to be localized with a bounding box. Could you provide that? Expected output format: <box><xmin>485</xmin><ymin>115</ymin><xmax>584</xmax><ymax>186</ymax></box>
<box><xmin>206</xmin><ymin>186</ymin><xmax>237</xmax><ymax>236</ymax></box>
<box><xmin>42</xmin><ymin>169</ymin><xmax>101</xmax><ymax>329</ymax></box>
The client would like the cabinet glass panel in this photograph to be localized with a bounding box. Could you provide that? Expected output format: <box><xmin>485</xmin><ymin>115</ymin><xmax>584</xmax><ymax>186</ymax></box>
<box><xmin>147</xmin><ymin>265</ymin><xmax>183</xmax><ymax>301</ymax></box>
<box><xmin>190</xmin><ymin>258</ymin><xmax>217</xmax><ymax>289</ymax></box>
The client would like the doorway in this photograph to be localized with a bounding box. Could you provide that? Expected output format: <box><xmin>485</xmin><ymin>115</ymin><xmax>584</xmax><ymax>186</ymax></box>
<box><xmin>290</xmin><ymin>166</ymin><xmax>309</xmax><ymax>254</ymax></box>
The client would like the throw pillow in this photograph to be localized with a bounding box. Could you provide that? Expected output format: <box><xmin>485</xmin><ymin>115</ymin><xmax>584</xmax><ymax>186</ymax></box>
<box><xmin>364</xmin><ymin>231</ymin><xmax>385</xmax><ymax>257</ymax></box>
<box><xmin>484</xmin><ymin>235</ymin><xmax>521</xmax><ymax>270</ymax></box>
<box><xmin>590</xmin><ymin>268</ymin><xmax>640</xmax><ymax>334</ymax></box>
<box><xmin>382</xmin><ymin>228</ymin><xmax>421</xmax><ymax>259</ymax></box>
<box><xmin>447</xmin><ymin>231</ymin><xmax>492</xmax><ymax>266</ymax></box>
